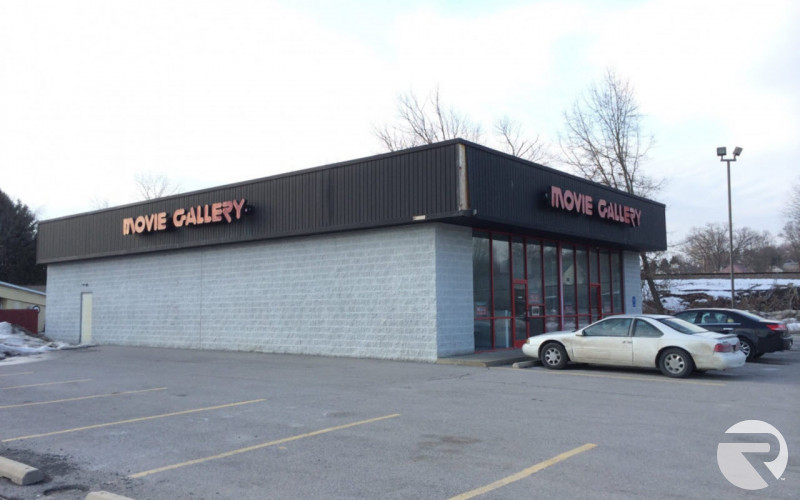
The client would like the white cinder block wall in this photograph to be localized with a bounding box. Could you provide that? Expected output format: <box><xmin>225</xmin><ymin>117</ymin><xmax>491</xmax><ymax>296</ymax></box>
<box><xmin>434</xmin><ymin>224</ymin><xmax>475</xmax><ymax>357</ymax></box>
<box><xmin>45</xmin><ymin>223</ymin><xmax>475</xmax><ymax>362</ymax></box>
<box><xmin>623</xmin><ymin>251</ymin><xmax>643</xmax><ymax>314</ymax></box>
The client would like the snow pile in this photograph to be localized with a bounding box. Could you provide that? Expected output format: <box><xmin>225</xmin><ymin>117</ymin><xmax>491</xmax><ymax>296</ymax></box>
<box><xmin>0</xmin><ymin>322</ymin><xmax>70</xmax><ymax>359</ymax></box>
<box><xmin>648</xmin><ymin>278</ymin><xmax>800</xmax><ymax>330</ymax></box>
<box><xmin>664</xmin><ymin>278</ymin><xmax>799</xmax><ymax>299</ymax></box>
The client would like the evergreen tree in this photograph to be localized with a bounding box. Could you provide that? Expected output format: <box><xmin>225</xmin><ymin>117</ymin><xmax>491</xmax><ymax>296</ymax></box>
<box><xmin>0</xmin><ymin>189</ymin><xmax>46</xmax><ymax>285</ymax></box>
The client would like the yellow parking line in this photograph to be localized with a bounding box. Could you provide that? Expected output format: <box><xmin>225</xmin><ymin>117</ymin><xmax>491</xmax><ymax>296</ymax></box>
<box><xmin>2</xmin><ymin>399</ymin><xmax>265</xmax><ymax>443</ymax></box>
<box><xmin>0</xmin><ymin>387</ymin><xmax>168</xmax><ymax>409</ymax></box>
<box><xmin>129</xmin><ymin>413</ymin><xmax>401</xmax><ymax>479</ymax></box>
<box><xmin>1</xmin><ymin>379</ymin><xmax>92</xmax><ymax>390</ymax></box>
<box><xmin>0</xmin><ymin>371</ymin><xmax>34</xmax><ymax>378</ymax></box>
<box><xmin>537</xmin><ymin>370</ymin><xmax>726</xmax><ymax>386</ymax></box>
<box><xmin>448</xmin><ymin>443</ymin><xmax>597</xmax><ymax>500</ymax></box>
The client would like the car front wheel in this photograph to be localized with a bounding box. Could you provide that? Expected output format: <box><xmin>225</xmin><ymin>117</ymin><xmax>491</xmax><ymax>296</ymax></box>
<box><xmin>738</xmin><ymin>338</ymin><xmax>756</xmax><ymax>361</ymax></box>
<box><xmin>659</xmin><ymin>348</ymin><xmax>694</xmax><ymax>378</ymax></box>
<box><xmin>540</xmin><ymin>342</ymin><xmax>568</xmax><ymax>370</ymax></box>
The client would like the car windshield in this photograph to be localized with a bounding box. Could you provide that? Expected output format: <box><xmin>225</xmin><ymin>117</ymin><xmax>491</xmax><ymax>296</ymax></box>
<box><xmin>657</xmin><ymin>317</ymin><xmax>708</xmax><ymax>334</ymax></box>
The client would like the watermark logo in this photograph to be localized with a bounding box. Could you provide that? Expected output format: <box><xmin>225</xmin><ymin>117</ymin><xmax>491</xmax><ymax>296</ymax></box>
<box><xmin>717</xmin><ymin>420</ymin><xmax>788</xmax><ymax>490</ymax></box>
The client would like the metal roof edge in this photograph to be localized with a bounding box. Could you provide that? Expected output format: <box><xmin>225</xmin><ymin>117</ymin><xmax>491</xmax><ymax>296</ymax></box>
<box><xmin>0</xmin><ymin>280</ymin><xmax>47</xmax><ymax>296</ymax></box>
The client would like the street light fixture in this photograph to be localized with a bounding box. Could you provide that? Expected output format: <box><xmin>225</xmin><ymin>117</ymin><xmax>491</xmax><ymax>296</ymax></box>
<box><xmin>717</xmin><ymin>146</ymin><xmax>742</xmax><ymax>308</ymax></box>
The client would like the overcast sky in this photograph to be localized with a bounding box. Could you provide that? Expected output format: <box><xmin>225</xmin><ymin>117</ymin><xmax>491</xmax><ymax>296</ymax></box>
<box><xmin>1</xmin><ymin>0</ymin><xmax>798</xmax><ymax>249</ymax></box>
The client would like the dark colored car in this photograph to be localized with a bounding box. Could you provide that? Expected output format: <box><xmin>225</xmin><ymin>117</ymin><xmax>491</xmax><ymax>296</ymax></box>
<box><xmin>674</xmin><ymin>308</ymin><xmax>793</xmax><ymax>361</ymax></box>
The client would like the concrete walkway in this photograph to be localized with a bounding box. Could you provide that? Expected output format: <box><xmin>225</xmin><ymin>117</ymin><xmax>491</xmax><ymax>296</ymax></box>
<box><xmin>436</xmin><ymin>349</ymin><xmax>531</xmax><ymax>367</ymax></box>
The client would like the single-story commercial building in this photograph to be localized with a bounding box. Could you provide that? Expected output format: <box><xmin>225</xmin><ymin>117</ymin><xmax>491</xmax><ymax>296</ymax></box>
<box><xmin>37</xmin><ymin>140</ymin><xmax>666</xmax><ymax>361</ymax></box>
<box><xmin>0</xmin><ymin>281</ymin><xmax>46</xmax><ymax>333</ymax></box>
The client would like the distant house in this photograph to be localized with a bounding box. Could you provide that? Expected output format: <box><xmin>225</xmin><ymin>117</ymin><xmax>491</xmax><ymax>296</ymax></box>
<box><xmin>783</xmin><ymin>261</ymin><xmax>800</xmax><ymax>272</ymax></box>
<box><xmin>719</xmin><ymin>264</ymin><xmax>752</xmax><ymax>274</ymax></box>
<box><xmin>0</xmin><ymin>281</ymin><xmax>46</xmax><ymax>333</ymax></box>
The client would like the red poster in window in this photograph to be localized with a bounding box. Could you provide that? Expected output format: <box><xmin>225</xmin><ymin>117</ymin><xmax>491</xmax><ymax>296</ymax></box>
<box><xmin>529</xmin><ymin>293</ymin><xmax>542</xmax><ymax>304</ymax></box>
<box><xmin>476</xmin><ymin>305</ymin><xmax>489</xmax><ymax>317</ymax></box>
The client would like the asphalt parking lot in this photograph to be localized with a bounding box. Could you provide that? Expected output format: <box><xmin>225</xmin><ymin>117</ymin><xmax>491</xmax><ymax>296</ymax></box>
<box><xmin>1</xmin><ymin>343</ymin><xmax>798</xmax><ymax>500</ymax></box>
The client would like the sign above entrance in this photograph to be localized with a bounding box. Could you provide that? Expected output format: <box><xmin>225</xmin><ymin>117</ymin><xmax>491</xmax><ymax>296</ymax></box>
<box><xmin>547</xmin><ymin>186</ymin><xmax>642</xmax><ymax>227</ymax></box>
<box><xmin>123</xmin><ymin>198</ymin><xmax>249</xmax><ymax>236</ymax></box>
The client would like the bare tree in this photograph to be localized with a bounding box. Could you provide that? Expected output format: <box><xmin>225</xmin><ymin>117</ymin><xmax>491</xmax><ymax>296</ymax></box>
<box><xmin>494</xmin><ymin>116</ymin><xmax>550</xmax><ymax>164</ymax></box>
<box><xmin>735</xmin><ymin>227</ymin><xmax>774</xmax><ymax>271</ymax></box>
<box><xmin>134</xmin><ymin>172</ymin><xmax>180</xmax><ymax>200</ymax></box>
<box><xmin>374</xmin><ymin>87</ymin><xmax>483</xmax><ymax>151</ymax></box>
<box><xmin>375</xmin><ymin>87</ymin><xmax>555</xmax><ymax>167</ymax></box>
<box><xmin>781</xmin><ymin>178</ymin><xmax>800</xmax><ymax>262</ymax></box>
<box><xmin>786</xmin><ymin>177</ymin><xmax>800</xmax><ymax>224</ymax></box>
<box><xmin>681</xmin><ymin>223</ymin><xmax>732</xmax><ymax>272</ymax></box>
<box><xmin>89</xmin><ymin>197</ymin><xmax>110</xmax><ymax>210</ymax></box>
<box><xmin>681</xmin><ymin>223</ymin><xmax>778</xmax><ymax>272</ymax></box>
<box><xmin>559</xmin><ymin>69</ymin><xmax>664</xmax><ymax>311</ymax></box>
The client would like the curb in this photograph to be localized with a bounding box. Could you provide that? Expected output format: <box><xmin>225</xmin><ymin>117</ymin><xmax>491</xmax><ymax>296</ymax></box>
<box><xmin>0</xmin><ymin>456</ymin><xmax>44</xmax><ymax>486</ymax></box>
<box><xmin>86</xmin><ymin>491</ymin><xmax>136</xmax><ymax>500</ymax></box>
<box><xmin>436</xmin><ymin>356</ymin><xmax>530</xmax><ymax>367</ymax></box>
<box><xmin>512</xmin><ymin>360</ymin><xmax>536</xmax><ymax>369</ymax></box>
<box><xmin>61</xmin><ymin>343</ymin><xmax>97</xmax><ymax>350</ymax></box>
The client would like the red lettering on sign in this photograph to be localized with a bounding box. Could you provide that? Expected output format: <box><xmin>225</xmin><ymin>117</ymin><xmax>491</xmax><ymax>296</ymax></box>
<box><xmin>549</xmin><ymin>186</ymin><xmax>642</xmax><ymax>228</ymax></box>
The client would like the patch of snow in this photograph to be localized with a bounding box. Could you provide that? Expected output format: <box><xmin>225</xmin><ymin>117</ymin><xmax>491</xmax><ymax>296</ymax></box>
<box><xmin>660</xmin><ymin>296</ymin><xmax>685</xmax><ymax>312</ymax></box>
<box><xmin>0</xmin><ymin>322</ymin><xmax>72</xmax><ymax>361</ymax></box>
<box><xmin>649</xmin><ymin>278</ymin><xmax>800</xmax><ymax>327</ymax></box>
<box><xmin>664</xmin><ymin>278</ymin><xmax>800</xmax><ymax>300</ymax></box>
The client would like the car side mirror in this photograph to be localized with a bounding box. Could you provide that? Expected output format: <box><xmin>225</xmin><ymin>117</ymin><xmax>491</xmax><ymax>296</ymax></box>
<box><xmin>576</xmin><ymin>332</ymin><xmax>584</xmax><ymax>337</ymax></box>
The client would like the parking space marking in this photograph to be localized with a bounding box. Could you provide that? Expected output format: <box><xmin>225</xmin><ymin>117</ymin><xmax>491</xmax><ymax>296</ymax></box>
<box><xmin>448</xmin><ymin>443</ymin><xmax>597</xmax><ymax>500</ymax></box>
<box><xmin>534</xmin><ymin>370</ymin><xmax>726</xmax><ymax>386</ymax></box>
<box><xmin>1</xmin><ymin>379</ymin><xmax>92</xmax><ymax>390</ymax></box>
<box><xmin>0</xmin><ymin>371</ymin><xmax>34</xmax><ymax>378</ymax></box>
<box><xmin>0</xmin><ymin>387</ymin><xmax>168</xmax><ymax>409</ymax></box>
<box><xmin>129</xmin><ymin>413</ymin><xmax>401</xmax><ymax>479</ymax></box>
<box><xmin>1</xmin><ymin>398</ymin><xmax>266</xmax><ymax>443</ymax></box>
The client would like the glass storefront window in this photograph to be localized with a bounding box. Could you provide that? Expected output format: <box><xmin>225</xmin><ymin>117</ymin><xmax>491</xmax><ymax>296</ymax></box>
<box><xmin>600</xmin><ymin>249</ymin><xmax>611</xmax><ymax>313</ymax></box>
<box><xmin>494</xmin><ymin>319</ymin><xmax>512</xmax><ymax>348</ymax></box>
<box><xmin>528</xmin><ymin>317</ymin><xmax>545</xmax><ymax>336</ymax></box>
<box><xmin>472</xmin><ymin>232</ymin><xmax>491</xmax><ymax>319</ymax></box>
<box><xmin>526</xmin><ymin>240</ymin><xmax>542</xmax><ymax>306</ymax></box>
<box><xmin>492</xmin><ymin>235</ymin><xmax>511</xmax><ymax>317</ymax></box>
<box><xmin>512</xmin><ymin>237</ymin><xmax>525</xmax><ymax>280</ymax></box>
<box><xmin>611</xmin><ymin>251</ymin><xmax>622</xmax><ymax>312</ymax></box>
<box><xmin>472</xmin><ymin>231</ymin><xmax>625</xmax><ymax>350</ymax></box>
<box><xmin>576</xmin><ymin>246</ymin><xmax>588</xmax><ymax>316</ymax></box>
<box><xmin>473</xmin><ymin>232</ymin><xmax>492</xmax><ymax>350</ymax></box>
<box><xmin>562</xmin><ymin>246</ymin><xmax>575</xmax><ymax>315</ymax></box>
<box><xmin>543</xmin><ymin>242</ymin><xmax>559</xmax><ymax>316</ymax></box>
<box><xmin>474</xmin><ymin>319</ymin><xmax>492</xmax><ymax>351</ymax></box>
<box><xmin>589</xmin><ymin>248</ymin><xmax>599</xmax><ymax>284</ymax></box>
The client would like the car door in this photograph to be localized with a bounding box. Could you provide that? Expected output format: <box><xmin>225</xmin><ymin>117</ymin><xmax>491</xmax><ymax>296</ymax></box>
<box><xmin>631</xmin><ymin>318</ymin><xmax>664</xmax><ymax>367</ymax></box>
<box><xmin>572</xmin><ymin>317</ymin><xmax>633</xmax><ymax>366</ymax></box>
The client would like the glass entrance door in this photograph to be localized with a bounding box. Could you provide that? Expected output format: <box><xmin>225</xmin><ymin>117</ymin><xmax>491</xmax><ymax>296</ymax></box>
<box><xmin>513</xmin><ymin>281</ymin><xmax>529</xmax><ymax>347</ymax></box>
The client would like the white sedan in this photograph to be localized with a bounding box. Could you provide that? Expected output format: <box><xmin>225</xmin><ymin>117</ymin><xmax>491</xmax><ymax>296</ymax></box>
<box><xmin>522</xmin><ymin>314</ymin><xmax>746</xmax><ymax>378</ymax></box>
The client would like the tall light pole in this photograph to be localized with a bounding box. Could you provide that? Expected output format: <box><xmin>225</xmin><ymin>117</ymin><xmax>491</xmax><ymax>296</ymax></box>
<box><xmin>717</xmin><ymin>146</ymin><xmax>742</xmax><ymax>308</ymax></box>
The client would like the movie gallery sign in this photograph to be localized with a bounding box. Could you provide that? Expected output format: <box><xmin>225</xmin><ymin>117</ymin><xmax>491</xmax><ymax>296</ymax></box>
<box><xmin>123</xmin><ymin>198</ymin><xmax>248</xmax><ymax>235</ymax></box>
<box><xmin>547</xmin><ymin>186</ymin><xmax>642</xmax><ymax>227</ymax></box>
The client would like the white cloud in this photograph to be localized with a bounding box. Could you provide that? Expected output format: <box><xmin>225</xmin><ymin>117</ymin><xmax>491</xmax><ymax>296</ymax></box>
<box><xmin>584</xmin><ymin>0</ymin><xmax>800</xmax><ymax>148</ymax></box>
<box><xmin>0</xmin><ymin>0</ymin><xmax>797</xmax><ymax>247</ymax></box>
<box><xmin>0</xmin><ymin>0</ymin><xmax>397</xmax><ymax>216</ymax></box>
